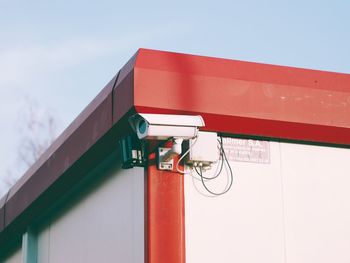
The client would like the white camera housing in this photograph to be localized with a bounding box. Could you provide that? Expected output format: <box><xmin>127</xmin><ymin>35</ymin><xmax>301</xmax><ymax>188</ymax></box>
<box><xmin>129</xmin><ymin>113</ymin><xmax>205</xmax><ymax>140</ymax></box>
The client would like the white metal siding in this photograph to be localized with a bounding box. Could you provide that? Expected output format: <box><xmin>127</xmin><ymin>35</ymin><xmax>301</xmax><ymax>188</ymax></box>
<box><xmin>185</xmin><ymin>140</ymin><xmax>284</xmax><ymax>262</ymax></box>
<box><xmin>37</xmin><ymin>159</ymin><xmax>144</xmax><ymax>263</ymax></box>
<box><xmin>185</xmin><ymin>138</ymin><xmax>350</xmax><ymax>263</ymax></box>
<box><xmin>281</xmin><ymin>143</ymin><xmax>350</xmax><ymax>262</ymax></box>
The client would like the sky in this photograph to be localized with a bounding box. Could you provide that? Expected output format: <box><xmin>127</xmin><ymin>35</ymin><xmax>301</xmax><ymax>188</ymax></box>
<box><xmin>0</xmin><ymin>0</ymin><xmax>349</xmax><ymax>194</ymax></box>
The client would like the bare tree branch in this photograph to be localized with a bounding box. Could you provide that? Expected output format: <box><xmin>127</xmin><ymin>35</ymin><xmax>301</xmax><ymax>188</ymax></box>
<box><xmin>1</xmin><ymin>97</ymin><xmax>61</xmax><ymax>195</ymax></box>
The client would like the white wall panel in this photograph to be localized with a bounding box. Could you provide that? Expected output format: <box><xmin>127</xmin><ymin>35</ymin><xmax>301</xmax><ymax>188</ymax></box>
<box><xmin>37</xmin><ymin>156</ymin><xmax>144</xmax><ymax>263</ymax></box>
<box><xmin>281</xmin><ymin>143</ymin><xmax>350</xmax><ymax>263</ymax></box>
<box><xmin>185</xmin><ymin>137</ymin><xmax>350</xmax><ymax>263</ymax></box>
<box><xmin>185</xmin><ymin>140</ymin><xmax>285</xmax><ymax>263</ymax></box>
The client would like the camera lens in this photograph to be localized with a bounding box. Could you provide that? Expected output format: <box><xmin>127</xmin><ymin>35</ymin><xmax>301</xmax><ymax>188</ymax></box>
<box><xmin>138</xmin><ymin>119</ymin><xmax>147</xmax><ymax>134</ymax></box>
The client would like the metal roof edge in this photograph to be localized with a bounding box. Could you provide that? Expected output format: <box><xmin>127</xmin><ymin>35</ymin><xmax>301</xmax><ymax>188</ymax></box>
<box><xmin>0</xmin><ymin>49</ymin><xmax>140</xmax><ymax>244</ymax></box>
<box><xmin>2</xmin><ymin>48</ymin><xmax>350</xmax><ymax>248</ymax></box>
<box><xmin>132</xmin><ymin>50</ymin><xmax>350</xmax><ymax>145</ymax></box>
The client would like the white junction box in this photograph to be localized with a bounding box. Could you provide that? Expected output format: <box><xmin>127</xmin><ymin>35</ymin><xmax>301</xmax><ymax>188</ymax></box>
<box><xmin>186</xmin><ymin>131</ymin><xmax>219</xmax><ymax>166</ymax></box>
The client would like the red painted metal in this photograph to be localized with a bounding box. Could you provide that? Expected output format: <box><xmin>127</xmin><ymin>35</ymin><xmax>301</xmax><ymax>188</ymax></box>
<box><xmin>146</xmin><ymin>148</ymin><xmax>185</xmax><ymax>263</ymax></box>
<box><xmin>2</xmin><ymin>48</ymin><xmax>350</xmax><ymax>257</ymax></box>
<box><xmin>133</xmin><ymin>48</ymin><xmax>350</xmax><ymax>145</ymax></box>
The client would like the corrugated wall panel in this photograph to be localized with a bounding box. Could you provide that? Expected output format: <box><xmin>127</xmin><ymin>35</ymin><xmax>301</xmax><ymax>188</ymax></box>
<box><xmin>185</xmin><ymin>139</ymin><xmax>285</xmax><ymax>263</ymax></box>
<box><xmin>185</xmin><ymin>137</ymin><xmax>350</xmax><ymax>263</ymax></box>
<box><xmin>281</xmin><ymin>143</ymin><xmax>350</xmax><ymax>262</ymax></box>
<box><xmin>36</xmin><ymin>153</ymin><xmax>144</xmax><ymax>263</ymax></box>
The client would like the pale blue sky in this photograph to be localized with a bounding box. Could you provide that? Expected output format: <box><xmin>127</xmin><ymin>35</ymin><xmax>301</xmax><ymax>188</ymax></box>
<box><xmin>0</xmin><ymin>0</ymin><xmax>349</xmax><ymax>193</ymax></box>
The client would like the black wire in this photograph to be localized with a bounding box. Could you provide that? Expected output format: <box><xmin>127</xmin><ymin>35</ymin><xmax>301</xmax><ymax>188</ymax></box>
<box><xmin>196</xmin><ymin>136</ymin><xmax>234</xmax><ymax>196</ymax></box>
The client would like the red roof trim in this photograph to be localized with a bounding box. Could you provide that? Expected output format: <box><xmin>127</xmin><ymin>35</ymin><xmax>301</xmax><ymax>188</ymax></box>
<box><xmin>134</xmin><ymin>49</ymin><xmax>350</xmax><ymax>145</ymax></box>
<box><xmin>1</xmin><ymin>48</ymin><xmax>350</xmax><ymax>249</ymax></box>
<box><xmin>136</xmin><ymin>48</ymin><xmax>350</xmax><ymax>92</ymax></box>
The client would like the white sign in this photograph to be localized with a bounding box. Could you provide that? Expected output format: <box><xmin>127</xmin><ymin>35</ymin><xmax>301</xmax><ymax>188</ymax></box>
<box><xmin>222</xmin><ymin>137</ymin><xmax>270</xmax><ymax>164</ymax></box>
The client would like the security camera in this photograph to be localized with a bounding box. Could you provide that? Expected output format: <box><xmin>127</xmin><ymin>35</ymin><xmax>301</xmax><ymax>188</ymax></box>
<box><xmin>128</xmin><ymin>113</ymin><xmax>205</xmax><ymax>140</ymax></box>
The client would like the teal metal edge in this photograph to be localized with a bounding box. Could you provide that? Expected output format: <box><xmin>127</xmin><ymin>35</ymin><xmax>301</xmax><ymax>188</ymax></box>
<box><xmin>22</xmin><ymin>229</ymin><xmax>37</xmax><ymax>263</ymax></box>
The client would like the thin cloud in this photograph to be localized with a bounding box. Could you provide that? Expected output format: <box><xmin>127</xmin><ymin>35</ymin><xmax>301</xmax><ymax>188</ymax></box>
<box><xmin>0</xmin><ymin>22</ymin><xmax>191</xmax><ymax>87</ymax></box>
<box><xmin>0</xmin><ymin>21</ymin><xmax>193</xmax><ymax>195</ymax></box>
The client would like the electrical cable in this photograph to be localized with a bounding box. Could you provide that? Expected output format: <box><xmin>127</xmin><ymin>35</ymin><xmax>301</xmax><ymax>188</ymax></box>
<box><xmin>176</xmin><ymin>137</ymin><xmax>198</xmax><ymax>174</ymax></box>
<box><xmin>176</xmin><ymin>134</ymin><xmax>234</xmax><ymax>196</ymax></box>
<box><xmin>176</xmin><ymin>147</ymin><xmax>191</xmax><ymax>174</ymax></box>
<box><xmin>198</xmin><ymin>137</ymin><xmax>225</xmax><ymax>180</ymax></box>
<box><xmin>178</xmin><ymin>136</ymin><xmax>224</xmax><ymax>177</ymax></box>
<box><xmin>196</xmin><ymin>136</ymin><xmax>234</xmax><ymax>196</ymax></box>
<box><xmin>188</xmin><ymin>139</ymin><xmax>224</xmax><ymax>182</ymax></box>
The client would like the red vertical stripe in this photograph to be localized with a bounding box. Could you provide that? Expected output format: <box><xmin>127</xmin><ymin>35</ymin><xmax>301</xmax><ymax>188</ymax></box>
<box><xmin>146</xmin><ymin>151</ymin><xmax>185</xmax><ymax>263</ymax></box>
